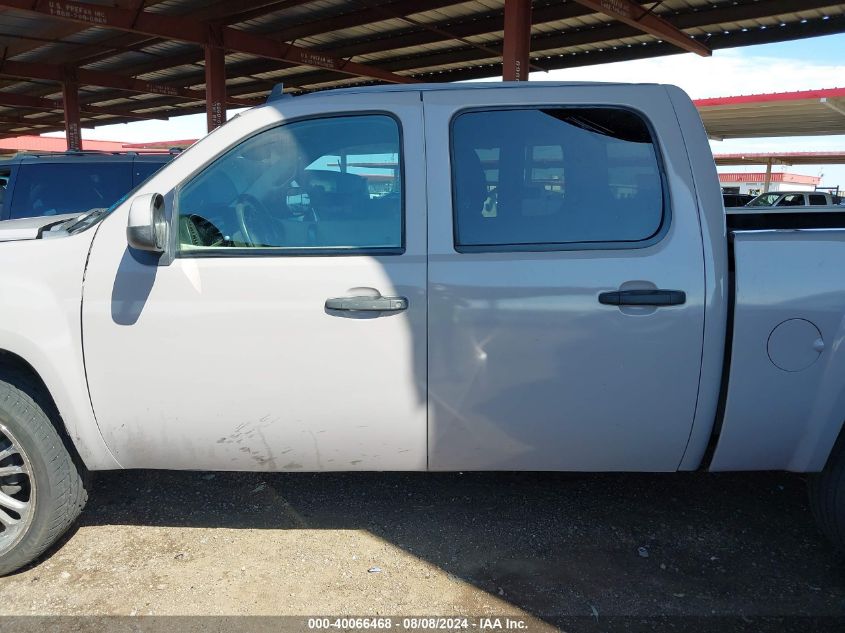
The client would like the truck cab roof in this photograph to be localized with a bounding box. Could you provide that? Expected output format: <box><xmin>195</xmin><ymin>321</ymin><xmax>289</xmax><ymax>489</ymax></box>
<box><xmin>261</xmin><ymin>80</ymin><xmax>665</xmax><ymax>106</ymax></box>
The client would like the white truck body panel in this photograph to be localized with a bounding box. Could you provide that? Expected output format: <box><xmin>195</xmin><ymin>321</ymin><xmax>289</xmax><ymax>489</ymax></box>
<box><xmin>422</xmin><ymin>85</ymin><xmax>706</xmax><ymax>471</ymax></box>
<box><xmin>0</xmin><ymin>82</ymin><xmax>840</xmax><ymax>476</ymax></box>
<box><xmin>711</xmin><ymin>229</ymin><xmax>845</xmax><ymax>472</ymax></box>
<box><xmin>81</xmin><ymin>91</ymin><xmax>428</xmax><ymax>470</ymax></box>
<box><xmin>665</xmin><ymin>85</ymin><xmax>729</xmax><ymax>471</ymax></box>
<box><xmin>0</xmin><ymin>233</ymin><xmax>119</xmax><ymax>469</ymax></box>
<box><xmin>0</xmin><ymin>213</ymin><xmax>81</xmax><ymax>242</ymax></box>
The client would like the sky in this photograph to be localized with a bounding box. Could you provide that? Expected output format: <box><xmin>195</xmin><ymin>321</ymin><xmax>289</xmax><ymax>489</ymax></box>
<box><xmin>49</xmin><ymin>32</ymin><xmax>845</xmax><ymax>190</ymax></box>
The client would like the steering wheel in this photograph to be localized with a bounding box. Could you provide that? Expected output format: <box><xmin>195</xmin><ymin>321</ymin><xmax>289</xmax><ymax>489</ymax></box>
<box><xmin>234</xmin><ymin>193</ymin><xmax>285</xmax><ymax>247</ymax></box>
<box><xmin>183</xmin><ymin>214</ymin><xmax>227</xmax><ymax>247</ymax></box>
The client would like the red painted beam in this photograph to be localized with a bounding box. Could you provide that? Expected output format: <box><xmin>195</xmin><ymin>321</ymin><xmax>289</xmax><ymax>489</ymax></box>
<box><xmin>61</xmin><ymin>77</ymin><xmax>82</xmax><ymax>151</ymax></box>
<box><xmin>0</xmin><ymin>0</ymin><xmax>417</xmax><ymax>84</ymax></box>
<box><xmin>502</xmin><ymin>0</ymin><xmax>532</xmax><ymax>81</ymax></box>
<box><xmin>205</xmin><ymin>26</ymin><xmax>227</xmax><ymax>132</ymax></box>
<box><xmin>0</xmin><ymin>91</ymin><xmax>168</xmax><ymax>120</ymax></box>
<box><xmin>0</xmin><ymin>59</ymin><xmax>259</xmax><ymax>108</ymax></box>
<box><xmin>572</xmin><ymin>0</ymin><xmax>711</xmax><ymax>56</ymax></box>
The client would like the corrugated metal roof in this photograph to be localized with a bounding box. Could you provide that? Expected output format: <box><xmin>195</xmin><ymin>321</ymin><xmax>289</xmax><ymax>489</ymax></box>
<box><xmin>698</xmin><ymin>87</ymin><xmax>845</xmax><ymax>139</ymax></box>
<box><xmin>715</xmin><ymin>152</ymin><xmax>845</xmax><ymax>166</ymax></box>
<box><xmin>0</xmin><ymin>0</ymin><xmax>843</xmax><ymax>136</ymax></box>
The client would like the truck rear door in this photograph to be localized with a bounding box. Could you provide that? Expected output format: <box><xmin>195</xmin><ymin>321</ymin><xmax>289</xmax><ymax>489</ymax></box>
<box><xmin>423</xmin><ymin>85</ymin><xmax>706</xmax><ymax>471</ymax></box>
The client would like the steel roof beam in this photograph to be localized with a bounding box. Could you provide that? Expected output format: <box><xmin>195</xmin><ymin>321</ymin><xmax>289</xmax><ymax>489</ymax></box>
<box><xmin>0</xmin><ymin>91</ymin><xmax>168</xmax><ymax>120</ymax></box>
<box><xmin>54</xmin><ymin>37</ymin><xmax>192</xmax><ymax>76</ymax></box>
<box><xmin>17</xmin><ymin>0</ymin><xmax>460</xmax><ymax>75</ymax></box>
<box><xmin>163</xmin><ymin>0</ymin><xmax>800</xmax><ymax>97</ymax></box>
<box><xmin>110</xmin><ymin>0</ymin><xmax>834</xmax><ymax>76</ymax></box>
<box><xmin>259</xmin><ymin>10</ymin><xmax>838</xmax><ymax>92</ymax></box>
<box><xmin>1</xmin><ymin>0</ymin><xmax>839</xmax><ymax>133</ymax></box>
<box><xmin>66</xmin><ymin>1</ymin><xmax>595</xmax><ymax>106</ymax></box>
<box><xmin>40</xmin><ymin>0</ymin><xmax>239</xmax><ymax>73</ymax></box>
<box><xmin>0</xmin><ymin>0</ymin><xmax>417</xmax><ymax>84</ymax></box>
<box><xmin>0</xmin><ymin>127</ymin><xmax>65</xmax><ymax>138</ymax></box>
<box><xmin>205</xmin><ymin>26</ymin><xmax>227</xmax><ymax>132</ymax></box>
<box><xmin>571</xmin><ymin>0</ymin><xmax>711</xmax><ymax>56</ymax></box>
<box><xmin>0</xmin><ymin>113</ymin><xmax>58</xmax><ymax>127</ymax></box>
<box><xmin>0</xmin><ymin>100</ymin><xmax>213</xmax><ymax>134</ymax></box>
<box><xmin>0</xmin><ymin>0</ymin><xmax>834</xmax><ymax>102</ymax></box>
<box><xmin>0</xmin><ymin>59</ymin><xmax>261</xmax><ymax>107</ymax></box>
<box><xmin>69</xmin><ymin>0</ymin><xmax>462</xmax><ymax>85</ymax></box>
<box><xmin>62</xmin><ymin>77</ymin><xmax>82</xmax><ymax>150</ymax></box>
<box><xmin>0</xmin><ymin>0</ymin><xmax>167</xmax><ymax>70</ymax></box>
<box><xmin>0</xmin><ymin>0</ymin><xmax>323</xmax><ymax>81</ymax></box>
<box><xmin>263</xmin><ymin>0</ymin><xmax>465</xmax><ymax>42</ymax></box>
<box><xmin>0</xmin><ymin>0</ymin><xmax>636</xmax><ymax>104</ymax></box>
<box><xmin>76</xmin><ymin>3</ymin><xmax>539</xmax><ymax>100</ymax></box>
<box><xmin>0</xmin><ymin>100</ymin><xmax>211</xmax><ymax>136</ymax></box>
<box><xmin>213</xmin><ymin>0</ymin><xmax>315</xmax><ymax>26</ymax></box>
<box><xmin>502</xmin><ymin>0</ymin><xmax>532</xmax><ymax>81</ymax></box>
<box><xmin>407</xmin><ymin>16</ymin><xmax>845</xmax><ymax>85</ymax></box>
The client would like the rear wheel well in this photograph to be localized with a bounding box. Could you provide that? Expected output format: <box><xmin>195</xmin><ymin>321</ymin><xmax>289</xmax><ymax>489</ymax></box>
<box><xmin>0</xmin><ymin>350</ymin><xmax>86</xmax><ymax>473</ymax></box>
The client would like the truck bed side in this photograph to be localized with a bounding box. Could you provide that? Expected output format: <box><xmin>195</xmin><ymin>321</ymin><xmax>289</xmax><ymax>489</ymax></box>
<box><xmin>710</xmin><ymin>228</ymin><xmax>845</xmax><ymax>471</ymax></box>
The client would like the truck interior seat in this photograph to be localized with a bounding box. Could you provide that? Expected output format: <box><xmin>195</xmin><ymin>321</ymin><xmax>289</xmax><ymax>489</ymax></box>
<box><xmin>453</xmin><ymin>147</ymin><xmax>491</xmax><ymax>244</ymax></box>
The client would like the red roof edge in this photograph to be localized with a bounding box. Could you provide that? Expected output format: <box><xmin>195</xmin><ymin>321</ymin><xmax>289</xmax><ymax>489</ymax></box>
<box><xmin>122</xmin><ymin>140</ymin><xmax>196</xmax><ymax>149</ymax></box>
<box><xmin>714</xmin><ymin>151</ymin><xmax>845</xmax><ymax>159</ymax></box>
<box><xmin>695</xmin><ymin>87</ymin><xmax>845</xmax><ymax>108</ymax></box>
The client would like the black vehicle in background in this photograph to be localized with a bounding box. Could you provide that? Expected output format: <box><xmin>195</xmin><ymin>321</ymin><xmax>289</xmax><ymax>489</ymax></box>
<box><xmin>721</xmin><ymin>192</ymin><xmax>755</xmax><ymax>207</ymax></box>
<box><xmin>0</xmin><ymin>150</ymin><xmax>176</xmax><ymax>220</ymax></box>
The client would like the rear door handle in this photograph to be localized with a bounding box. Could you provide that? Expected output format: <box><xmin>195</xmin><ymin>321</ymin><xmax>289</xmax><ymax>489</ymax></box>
<box><xmin>325</xmin><ymin>296</ymin><xmax>408</xmax><ymax>312</ymax></box>
<box><xmin>598</xmin><ymin>289</ymin><xmax>686</xmax><ymax>306</ymax></box>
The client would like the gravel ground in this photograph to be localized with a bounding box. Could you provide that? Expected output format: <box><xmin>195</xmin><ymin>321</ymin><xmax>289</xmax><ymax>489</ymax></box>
<box><xmin>0</xmin><ymin>470</ymin><xmax>843</xmax><ymax>630</ymax></box>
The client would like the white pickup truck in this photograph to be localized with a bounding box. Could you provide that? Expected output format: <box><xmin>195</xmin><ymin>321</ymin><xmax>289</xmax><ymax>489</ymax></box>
<box><xmin>745</xmin><ymin>190</ymin><xmax>842</xmax><ymax>208</ymax></box>
<box><xmin>2</xmin><ymin>82</ymin><xmax>845</xmax><ymax>574</ymax></box>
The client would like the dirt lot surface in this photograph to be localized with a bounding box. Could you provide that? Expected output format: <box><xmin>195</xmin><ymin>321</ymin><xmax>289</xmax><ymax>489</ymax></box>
<box><xmin>0</xmin><ymin>470</ymin><xmax>843</xmax><ymax>630</ymax></box>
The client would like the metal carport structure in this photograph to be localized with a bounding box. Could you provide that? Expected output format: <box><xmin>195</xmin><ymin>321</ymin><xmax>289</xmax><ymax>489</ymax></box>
<box><xmin>714</xmin><ymin>151</ymin><xmax>845</xmax><ymax>166</ymax></box>
<box><xmin>0</xmin><ymin>0</ymin><xmax>843</xmax><ymax>147</ymax></box>
<box><xmin>713</xmin><ymin>150</ymin><xmax>845</xmax><ymax>193</ymax></box>
<box><xmin>698</xmin><ymin>87</ymin><xmax>845</xmax><ymax>140</ymax></box>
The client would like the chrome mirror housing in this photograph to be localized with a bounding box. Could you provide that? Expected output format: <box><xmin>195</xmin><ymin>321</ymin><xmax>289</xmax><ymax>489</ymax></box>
<box><xmin>126</xmin><ymin>193</ymin><xmax>167</xmax><ymax>252</ymax></box>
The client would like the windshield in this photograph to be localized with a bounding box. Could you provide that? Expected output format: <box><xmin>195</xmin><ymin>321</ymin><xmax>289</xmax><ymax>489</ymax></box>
<box><xmin>62</xmin><ymin>119</ymin><xmax>240</xmax><ymax>236</ymax></box>
<box><xmin>61</xmin><ymin>176</ymin><xmax>150</xmax><ymax>235</ymax></box>
<box><xmin>9</xmin><ymin>163</ymin><xmax>131</xmax><ymax>219</ymax></box>
<box><xmin>60</xmin><ymin>166</ymin><xmax>162</xmax><ymax>236</ymax></box>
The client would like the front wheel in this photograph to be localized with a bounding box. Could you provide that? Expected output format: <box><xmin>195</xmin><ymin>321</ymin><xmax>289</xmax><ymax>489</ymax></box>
<box><xmin>0</xmin><ymin>370</ymin><xmax>87</xmax><ymax>576</ymax></box>
<box><xmin>808</xmin><ymin>431</ymin><xmax>845</xmax><ymax>552</ymax></box>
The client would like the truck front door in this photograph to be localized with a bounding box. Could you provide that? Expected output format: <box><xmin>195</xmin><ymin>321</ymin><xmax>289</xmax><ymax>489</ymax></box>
<box><xmin>82</xmin><ymin>94</ymin><xmax>427</xmax><ymax>470</ymax></box>
<box><xmin>424</xmin><ymin>85</ymin><xmax>706</xmax><ymax>471</ymax></box>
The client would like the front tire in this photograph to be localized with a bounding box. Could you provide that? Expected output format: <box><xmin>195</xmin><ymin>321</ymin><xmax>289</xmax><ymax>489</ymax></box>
<box><xmin>0</xmin><ymin>369</ymin><xmax>87</xmax><ymax>576</ymax></box>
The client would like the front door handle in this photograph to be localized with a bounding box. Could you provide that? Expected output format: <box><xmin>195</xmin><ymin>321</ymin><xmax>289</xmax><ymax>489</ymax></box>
<box><xmin>325</xmin><ymin>296</ymin><xmax>408</xmax><ymax>312</ymax></box>
<box><xmin>598</xmin><ymin>289</ymin><xmax>686</xmax><ymax>306</ymax></box>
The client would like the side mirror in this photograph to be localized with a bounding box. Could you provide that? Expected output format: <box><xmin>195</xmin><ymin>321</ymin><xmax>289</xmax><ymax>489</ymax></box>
<box><xmin>127</xmin><ymin>193</ymin><xmax>167</xmax><ymax>252</ymax></box>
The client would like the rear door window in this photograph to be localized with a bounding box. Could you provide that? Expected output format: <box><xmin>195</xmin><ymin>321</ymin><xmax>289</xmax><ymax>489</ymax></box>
<box><xmin>808</xmin><ymin>194</ymin><xmax>827</xmax><ymax>206</ymax></box>
<box><xmin>451</xmin><ymin>107</ymin><xmax>665</xmax><ymax>250</ymax></box>
<box><xmin>9</xmin><ymin>162</ymin><xmax>132</xmax><ymax>219</ymax></box>
<box><xmin>776</xmin><ymin>194</ymin><xmax>805</xmax><ymax>207</ymax></box>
